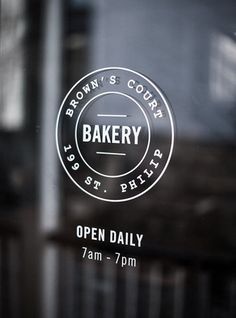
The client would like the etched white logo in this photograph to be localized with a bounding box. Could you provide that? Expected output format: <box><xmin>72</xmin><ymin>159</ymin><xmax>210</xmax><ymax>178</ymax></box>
<box><xmin>56</xmin><ymin>67</ymin><xmax>175</xmax><ymax>202</ymax></box>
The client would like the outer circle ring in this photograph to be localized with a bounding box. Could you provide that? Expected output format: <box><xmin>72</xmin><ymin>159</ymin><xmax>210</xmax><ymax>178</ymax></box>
<box><xmin>55</xmin><ymin>67</ymin><xmax>175</xmax><ymax>202</ymax></box>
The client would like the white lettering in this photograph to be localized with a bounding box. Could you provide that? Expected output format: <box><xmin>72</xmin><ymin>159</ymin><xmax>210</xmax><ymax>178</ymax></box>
<box><xmin>110</xmin><ymin>230</ymin><xmax>116</xmax><ymax>243</ymax></box>
<box><xmin>66</xmin><ymin>109</ymin><xmax>74</xmax><ymax>117</ymax></box>
<box><xmin>81</xmin><ymin>125</ymin><xmax>141</xmax><ymax>145</ymax></box>
<box><xmin>76</xmin><ymin>91</ymin><xmax>83</xmax><ymax>100</ymax></box>
<box><xmin>120</xmin><ymin>183</ymin><xmax>127</xmax><ymax>193</ymax></box>
<box><xmin>136</xmin><ymin>234</ymin><xmax>143</xmax><ymax>247</ymax></box>
<box><xmin>92</xmin><ymin>125</ymin><xmax>101</xmax><ymax>143</ymax></box>
<box><xmin>70</xmin><ymin>99</ymin><xmax>79</xmax><ymax>108</ymax></box>
<box><xmin>132</xmin><ymin>126</ymin><xmax>141</xmax><ymax>145</ymax></box>
<box><xmin>154</xmin><ymin>149</ymin><xmax>163</xmax><ymax>158</ymax></box>
<box><xmin>136</xmin><ymin>84</ymin><xmax>144</xmax><ymax>93</ymax></box>
<box><xmin>76</xmin><ymin>225</ymin><xmax>105</xmax><ymax>241</ymax></box>
<box><xmin>143</xmin><ymin>90</ymin><xmax>153</xmax><ymax>101</ymax></box>
<box><xmin>127</xmin><ymin>79</ymin><xmax>164</xmax><ymax>120</ymax></box>
<box><xmin>83</xmin><ymin>124</ymin><xmax>92</xmax><ymax>142</ymax></box>
<box><xmin>85</xmin><ymin>176</ymin><xmax>92</xmax><ymax>185</ymax></box>
<box><xmin>149</xmin><ymin>159</ymin><xmax>159</xmax><ymax>169</ymax></box>
<box><xmin>112</xmin><ymin>125</ymin><xmax>120</xmax><ymax>144</ymax></box>
<box><xmin>82</xmin><ymin>84</ymin><xmax>91</xmax><ymax>94</ymax></box>
<box><xmin>121</xmin><ymin>126</ymin><xmax>131</xmax><ymax>144</ymax></box>
<box><xmin>102</xmin><ymin>125</ymin><xmax>111</xmax><ymax>143</ymax></box>
<box><xmin>127</xmin><ymin>79</ymin><xmax>135</xmax><ymax>88</ymax></box>
<box><xmin>129</xmin><ymin>179</ymin><xmax>138</xmax><ymax>190</ymax></box>
<box><xmin>154</xmin><ymin>109</ymin><xmax>164</xmax><ymax>118</ymax></box>
<box><xmin>143</xmin><ymin>169</ymin><xmax>153</xmax><ymax>178</ymax></box>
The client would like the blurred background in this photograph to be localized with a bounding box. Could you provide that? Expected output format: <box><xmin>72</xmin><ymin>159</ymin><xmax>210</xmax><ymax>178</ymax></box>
<box><xmin>0</xmin><ymin>0</ymin><xmax>236</xmax><ymax>317</ymax></box>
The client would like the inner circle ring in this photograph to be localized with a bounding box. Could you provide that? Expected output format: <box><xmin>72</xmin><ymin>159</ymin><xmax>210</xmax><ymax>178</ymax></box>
<box><xmin>74</xmin><ymin>91</ymin><xmax>151</xmax><ymax>178</ymax></box>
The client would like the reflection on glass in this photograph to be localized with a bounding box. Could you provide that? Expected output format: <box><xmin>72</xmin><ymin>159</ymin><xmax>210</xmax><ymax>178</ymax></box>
<box><xmin>0</xmin><ymin>0</ymin><xmax>26</xmax><ymax>130</ymax></box>
<box><xmin>210</xmin><ymin>33</ymin><xmax>236</xmax><ymax>103</ymax></box>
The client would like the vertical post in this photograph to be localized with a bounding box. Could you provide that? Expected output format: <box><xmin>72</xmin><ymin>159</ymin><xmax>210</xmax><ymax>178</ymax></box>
<box><xmin>39</xmin><ymin>1</ymin><xmax>62</xmax><ymax>318</ymax></box>
<box><xmin>173</xmin><ymin>268</ymin><xmax>185</xmax><ymax>318</ymax></box>
<box><xmin>40</xmin><ymin>0</ymin><xmax>62</xmax><ymax>233</ymax></box>
<box><xmin>125</xmin><ymin>266</ymin><xmax>139</xmax><ymax>318</ymax></box>
<box><xmin>198</xmin><ymin>271</ymin><xmax>210</xmax><ymax>318</ymax></box>
<box><xmin>148</xmin><ymin>264</ymin><xmax>162</xmax><ymax>318</ymax></box>
<box><xmin>83</xmin><ymin>261</ymin><xmax>96</xmax><ymax>318</ymax></box>
<box><xmin>229</xmin><ymin>277</ymin><xmax>236</xmax><ymax>318</ymax></box>
<box><xmin>103</xmin><ymin>257</ymin><xmax>116</xmax><ymax>318</ymax></box>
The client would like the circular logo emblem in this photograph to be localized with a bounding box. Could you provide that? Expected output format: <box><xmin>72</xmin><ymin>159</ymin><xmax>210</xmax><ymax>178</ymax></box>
<box><xmin>56</xmin><ymin>67</ymin><xmax>175</xmax><ymax>202</ymax></box>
